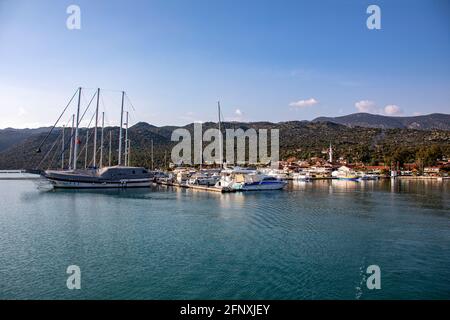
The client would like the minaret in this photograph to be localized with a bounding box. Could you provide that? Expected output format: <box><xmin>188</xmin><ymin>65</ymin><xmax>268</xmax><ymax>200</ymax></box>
<box><xmin>328</xmin><ymin>143</ymin><xmax>333</xmax><ymax>163</ymax></box>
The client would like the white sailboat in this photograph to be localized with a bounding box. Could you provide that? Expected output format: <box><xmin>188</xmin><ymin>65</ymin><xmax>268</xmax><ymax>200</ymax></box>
<box><xmin>212</xmin><ymin>102</ymin><xmax>286</xmax><ymax>191</ymax></box>
<box><xmin>239</xmin><ymin>173</ymin><xmax>287</xmax><ymax>191</ymax></box>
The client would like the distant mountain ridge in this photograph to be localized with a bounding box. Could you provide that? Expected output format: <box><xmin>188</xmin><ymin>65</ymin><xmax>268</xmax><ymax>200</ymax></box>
<box><xmin>313</xmin><ymin>113</ymin><xmax>450</xmax><ymax>130</ymax></box>
<box><xmin>0</xmin><ymin>127</ymin><xmax>52</xmax><ymax>153</ymax></box>
<box><xmin>0</xmin><ymin>117</ymin><xmax>449</xmax><ymax>170</ymax></box>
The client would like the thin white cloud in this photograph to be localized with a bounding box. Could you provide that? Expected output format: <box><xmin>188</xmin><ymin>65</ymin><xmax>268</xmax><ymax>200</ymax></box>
<box><xmin>384</xmin><ymin>104</ymin><xmax>402</xmax><ymax>116</ymax></box>
<box><xmin>355</xmin><ymin>100</ymin><xmax>376</xmax><ymax>113</ymax></box>
<box><xmin>355</xmin><ymin>100</ymin><xmax>404</xmax><ymax>116</ymax></box>
<box><xmin>228</xmin><ymin>108</ymin><xmax>244</xmax><ymax>122</ymax></box>
<box><xmin>18</xmin><ymin>107</ymin><xmax>27</xmax><ymax>116</ymax></box>
<box><xmin>289</xmin><ymin>98</ymin><xmax>318</xmax><ymax>108</ymax></box>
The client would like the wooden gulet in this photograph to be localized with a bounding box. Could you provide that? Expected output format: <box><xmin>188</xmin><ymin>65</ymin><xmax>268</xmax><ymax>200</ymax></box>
<box><xmin>38</xmin><ymin>87</ymin><xmax>154</xmax><ymax>189</ymax></box>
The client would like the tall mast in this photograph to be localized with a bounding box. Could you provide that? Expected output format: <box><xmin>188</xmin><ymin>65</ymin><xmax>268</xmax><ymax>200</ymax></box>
<box><xmin>99</xmin><ymin>111</ymin><xmax>105</xmax><ymax>168</ymax></box>
<box><xmin>200</xmin><ymin>139</ymin><xmax>202</xmax><ymax>170</ymax></box>
<box><xmin>151</xmin><ymin>139</ymin><xmax>154</xmax><ymax>170</ymax></box>
<box><xmin>92</xmin><ymin>88</ymin><xmax>100</xmax><ymax>168</ymax></box>
<box><xmin>73</xmin><ymin>87</ymin><xmax>82</xmax><ymax>170</ymax></box>
<box><xmin>68</xmin><ymin>114</ymin><xmax>74</xmax><ymax>169</ymax></box>
<box><xmin>128</xmin><ymin>139</ymin><xmax>131</xmax><ymax>166</ymax></box>
<box><xmin>217</xmin><ymin>101</ymin><xmax>223</xmax><ymax>168</ymax></box>
<box><xmin>109</xmin><ymin>130</ymin><xmax>112</xmax><ymax>167</ymax></box>
<box><xmin>164</xmin><ymin>150</ymin><xmax>167</xmax><ymax>170</ymax></box>
<box><xmin>124</xmin><ymin>111</ymin><xmax>129</xmax><ymax>166</ymax></box>
<box><xmin>84</xmin><ymin>130</ymin><xmax>89</xmax><ymax>169</ymax></box>
<box><xmin>61</xmin><ymin>125</ymin><xmax>65</xmax><ymax>169</ymax></box>
<box><xmin>118</xmin><ymin>91</ymin><xmax>124</xmax><ymax>165</ymax></box>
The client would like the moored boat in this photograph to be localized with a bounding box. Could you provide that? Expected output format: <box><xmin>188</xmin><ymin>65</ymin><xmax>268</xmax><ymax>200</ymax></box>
<box><xmin>240</xmin><ymin>174</ymin><xmax>287</xmax><ymax>191</ymax></box>
<box><xmin>357</xmin><ymin>172</ymin><xmax>380</xmax><ymax>180</ymax></box>
<box><xmin>332</xmin><ymin>166</ymin><xmax>359</xmax><ymax>181</ymax></box>
<box><xmin>293</xmin><ymin>171</ymin><xmax>313</xmax><ymax>181</ymax></box>
<box><xmin>44</xmin><ymin>166</ymin><xmax>153</xmax><ymax>188</ymax></box>
<box><xmin>188</xmin><ymin>171</ymin><xmax>220</xmax><ymax>186</ymax></box>
<box><xmin>37</xmin><ymin>87</ymin><xmax>153</xmax><ymax>189</ymax></box>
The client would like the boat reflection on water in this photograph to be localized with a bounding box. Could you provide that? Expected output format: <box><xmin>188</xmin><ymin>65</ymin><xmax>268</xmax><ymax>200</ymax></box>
<box><xmin>41</xmin><ymin>182</ymin><xmax>160</xmax><ymax>200</ymax></box>
<box><xmin>331</xmin><ymin>179</ymin><xmax>361</xmax><ymax>191</ymax></box>
<box><xmin>291</xmin><ymin>178</ymin><xmax>383</xmax><ymax>193</ymax></box>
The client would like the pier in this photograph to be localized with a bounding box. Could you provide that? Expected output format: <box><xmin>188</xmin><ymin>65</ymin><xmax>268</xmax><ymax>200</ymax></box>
<box><xmin>0</xmin><ymin>170</ymin><xmax>41</xmax><ymax>180</ymax></box>
<box><xmin>155</xmin><ymin>180</ymin><xmax>236</xmax><ymax>193</ymax></box>
<box><xmin>397</xmin><ymin>176</ymin><xmax>449</xmax><ymax>180</ymax></box>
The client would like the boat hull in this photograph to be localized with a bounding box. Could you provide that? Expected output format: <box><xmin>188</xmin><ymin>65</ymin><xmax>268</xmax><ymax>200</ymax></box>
<box><xmin>47</xmin><ymin>178</ymin><xmax>152</xmax><ymax>189</ymax></box>
<box><xmin>295</xmin><ymin>176</ymin><xmax>313</xmax><ymax>182</ymax></box>
<box><xmin>43</xmin><ymin>166</ymin><xmax>154</xmax><ymax>189</ymax></box>
<box><xmin>358</xmin><ymin>176</ymin><xmax>379</xmax><ymax>181</ymax></box>
<box><xmin>241</xmin><ymin>181</ymin><xmax>287</xmax><ymax>191</ymax></box>
<box><xmin>337</xmin><ymin>177</ymin><xmax>359</xmax><ymax>181</ymax></box>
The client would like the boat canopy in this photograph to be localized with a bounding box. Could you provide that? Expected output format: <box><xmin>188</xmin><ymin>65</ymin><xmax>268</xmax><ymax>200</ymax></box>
<box><xmin>98</xmin><ymin>166</ymin><xmax>149</xmax><ymax>178</ymax></box>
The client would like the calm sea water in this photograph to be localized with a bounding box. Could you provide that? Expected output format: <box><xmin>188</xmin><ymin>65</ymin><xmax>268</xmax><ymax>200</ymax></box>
<box><xmin>0</xmin><ymin>178</ymin><xmax>449</xmax><ymax>299</ymax></box>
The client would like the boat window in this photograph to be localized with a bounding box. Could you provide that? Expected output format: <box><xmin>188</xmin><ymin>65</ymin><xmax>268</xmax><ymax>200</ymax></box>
<box><xmin>132</xmin><ymin>170</ymin><xmax>136</xmax><ymax>174</ymax></box>
<box><xmin>142</xmin><ymin>170</ymin><xmax>148</xmax><ymax>173</ymax></box>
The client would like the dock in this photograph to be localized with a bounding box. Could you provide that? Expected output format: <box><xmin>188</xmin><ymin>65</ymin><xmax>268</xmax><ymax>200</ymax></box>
<box><xmin>397</xmin><ymin>176</ymin><xmax>449</xmax><ymax>180</ymax></box>
<box><xmin>0</xmin><ymin>170</ymin><xmax>41</xmax><ymax>180</ymax></box>
<box><xmin>155</xmin><ymin>180</ymin><xmax>236</xmax><ymax>193</ymax></box>
<box><xmin>0</xmin><ymin>177</ymin><xmax>41</xmax><ymax>180</ymax></box>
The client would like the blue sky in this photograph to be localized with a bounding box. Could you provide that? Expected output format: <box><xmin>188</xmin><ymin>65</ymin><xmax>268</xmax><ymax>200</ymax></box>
<box><xmin>0</xmin><ymin>0</ymin><xmax>449</xmax><ymax>128</ymax></box>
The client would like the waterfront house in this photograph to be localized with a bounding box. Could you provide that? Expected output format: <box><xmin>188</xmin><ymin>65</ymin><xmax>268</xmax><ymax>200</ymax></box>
<box><xmin>424</xmin><ymin>166</ymin><xmax>441</xmax><ymax>176</ymax></box>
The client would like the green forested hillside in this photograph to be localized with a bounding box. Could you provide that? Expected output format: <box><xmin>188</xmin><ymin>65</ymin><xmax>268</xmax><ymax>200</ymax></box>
<box><xmin>0</xmin><ymin>120</ymin><xmax>449</xmax><ymax>170</ymax></box>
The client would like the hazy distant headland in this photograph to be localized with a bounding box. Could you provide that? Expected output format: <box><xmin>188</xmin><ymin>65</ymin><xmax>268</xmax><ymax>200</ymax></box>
<box><xmin>312</xmin><ymin>112</ymin><xmax>450</xmax><ymax>130</ymax></box>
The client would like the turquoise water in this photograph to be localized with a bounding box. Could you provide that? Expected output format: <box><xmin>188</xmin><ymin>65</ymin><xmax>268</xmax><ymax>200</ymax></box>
<box><xmin>0</xmin><ymin>178</ymin><xmax>449</xmax><ymax>299</ymax></box>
